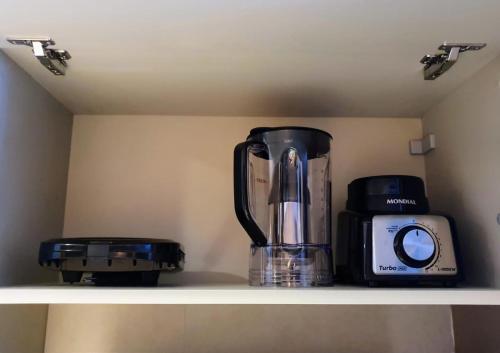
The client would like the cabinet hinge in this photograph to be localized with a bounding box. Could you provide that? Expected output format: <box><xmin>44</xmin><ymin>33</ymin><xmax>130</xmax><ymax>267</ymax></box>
<box><xmin>6</xmin><ymin>36</ymin><xmax>71</xmax><ymax>76</ymax></box>
<box><xmin>420</xmin><ymin>42</ymin><xmax>486</xmax><ymax>80</ymax></box>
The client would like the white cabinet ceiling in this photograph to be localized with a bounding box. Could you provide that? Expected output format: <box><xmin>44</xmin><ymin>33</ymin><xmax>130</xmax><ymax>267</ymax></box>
<box><xmin>1</xmin><ymin>0</ymin><xmax>500</xmax><ymax>116</ymax></box>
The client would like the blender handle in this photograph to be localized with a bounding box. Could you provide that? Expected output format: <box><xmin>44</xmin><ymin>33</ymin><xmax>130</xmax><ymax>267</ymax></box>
<box><xmin>234</xmin><ymin>141</ymin><xmax>268</xmax><ymax>246</ymax></box>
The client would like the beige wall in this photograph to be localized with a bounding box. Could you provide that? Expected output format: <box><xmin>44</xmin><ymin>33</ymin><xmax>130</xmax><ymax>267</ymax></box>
<box><xmin>64</xmin><ymin>115</ymin><xmax>425</xmax><ymax>278</ymax></box>
<box><xmin>422</xmin><ymin>55</ymin><xmax>500</xmax><ymax>287</ymax></box>
<box><xmin>453</xmin><ymin>306</ymin><xmax>500</xmax><ymax>353</ymax></box>
<box><xmin>422</xmin><ymin>54</ymin><xmax>500</xmax><ymax>352</ymax></box>
<box><xmin>0</xmin><ymin>51</ymin><xmax>73</xmax><ymax>285</ymax></box>
<box><xmin>53</xmin><ymin>116</ymin><xmax>455</xmax><ymax>353</ymax></box>
<box><xmin>0</xmin><ymin>305</ymin><xmax>48</xmax><ymax>353</ymax></box>
<box><xmin>44</xmin><ymin>305</ymin><xmax>453</xmax><ymax>353</ymax></box>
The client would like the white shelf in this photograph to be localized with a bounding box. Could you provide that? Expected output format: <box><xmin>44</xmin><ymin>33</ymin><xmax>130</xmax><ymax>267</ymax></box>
<box><xmin>2</xmin><ymin>273</ymin><xmax>497</xmax><ymax>305</ymax></box>
<box><xmin>1</xmin><ymin>284</ymin><xmax>499</xmax><ymax>305</ymax></box>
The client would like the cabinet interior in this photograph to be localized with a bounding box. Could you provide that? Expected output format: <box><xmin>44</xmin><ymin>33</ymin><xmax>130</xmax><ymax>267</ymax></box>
<box><xmin>0</xmin><ymin>3</ymin><xmax>500</xmax><ymax>350</ymax></box>
<box><xmin>2</xmin><ymin>49</ymin><xmax>498</xmax><ymax>289</ymax></box>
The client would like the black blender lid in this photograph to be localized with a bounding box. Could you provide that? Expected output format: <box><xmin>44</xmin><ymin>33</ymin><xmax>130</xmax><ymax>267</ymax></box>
<box><xmin>39</xmin><ymin>237</ymin><xmax>183</xmax><ymax>261</ymax></box>
<box><xmin>346</xmin><ymin>175</ymin><xmax>430</xmax><ymax>214</ymax></box>
<box><xmin>41</xmin><ymin>237</ymin><xmax>179</xmax><ymax>245</ymax></box>
<box><xmin>249</xmin><ymin>126</ymin><xmax>332</xmax><ymax>139</ymax></box>
<box><xmin>39</xmin><ymin>237</ymin><xmax>184</xmax><ymax>286</ymax></box>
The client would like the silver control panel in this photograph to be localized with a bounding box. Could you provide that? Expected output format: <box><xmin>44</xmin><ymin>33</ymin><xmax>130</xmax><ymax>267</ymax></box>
<box><xmin>372</xmin><ymin>215</ymin><xmax>457</xmax><ymax>275</ymax></box>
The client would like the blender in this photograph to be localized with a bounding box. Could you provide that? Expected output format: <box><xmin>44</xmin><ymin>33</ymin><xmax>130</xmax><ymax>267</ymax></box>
<box><xmin>234</xmin><ymin>126</ymin><xmax>333</xmax><ymax>286</ymax></box>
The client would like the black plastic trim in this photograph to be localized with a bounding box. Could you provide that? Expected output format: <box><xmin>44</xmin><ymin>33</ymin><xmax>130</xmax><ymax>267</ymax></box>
<box><xmin>233</xmin><ymin>141</ymin><xmax>268</xmax><ymax>246</ymax></box>
<box><xmin>249</xmin><ymin>126</ymin><xmax>332</xmax><ymax>139</ymax></box>
<box><xmin>346</xmin><ymin>175</ymin><xmax>430</xmax><ymax>214</ymax></box>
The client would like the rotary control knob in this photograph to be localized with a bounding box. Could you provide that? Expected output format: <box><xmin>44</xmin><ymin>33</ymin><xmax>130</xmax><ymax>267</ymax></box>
<box><xmin>393</xmin><ymin>225</ymin><xmax>436</xmax><ymax>268</ymax></box>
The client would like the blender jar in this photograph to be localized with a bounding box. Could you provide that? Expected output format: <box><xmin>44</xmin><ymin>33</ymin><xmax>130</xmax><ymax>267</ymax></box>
<box><xmin>234</xmin><ymin>127</ymin><xmax>333</xmax><ymax>287</ymax></box>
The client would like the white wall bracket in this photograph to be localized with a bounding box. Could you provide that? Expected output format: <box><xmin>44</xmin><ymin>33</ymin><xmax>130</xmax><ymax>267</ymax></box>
<box><xmin>409</xmin><ymin>134</ymin><xmax>436</xmax><ymax>155</ymax></box>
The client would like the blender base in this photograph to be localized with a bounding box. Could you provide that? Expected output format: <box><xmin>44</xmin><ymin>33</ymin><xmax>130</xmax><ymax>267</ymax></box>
<box><xmin>249</xmin><ymin>244</ymin><xmax>333</xmax><ymax>287</ymax></box>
